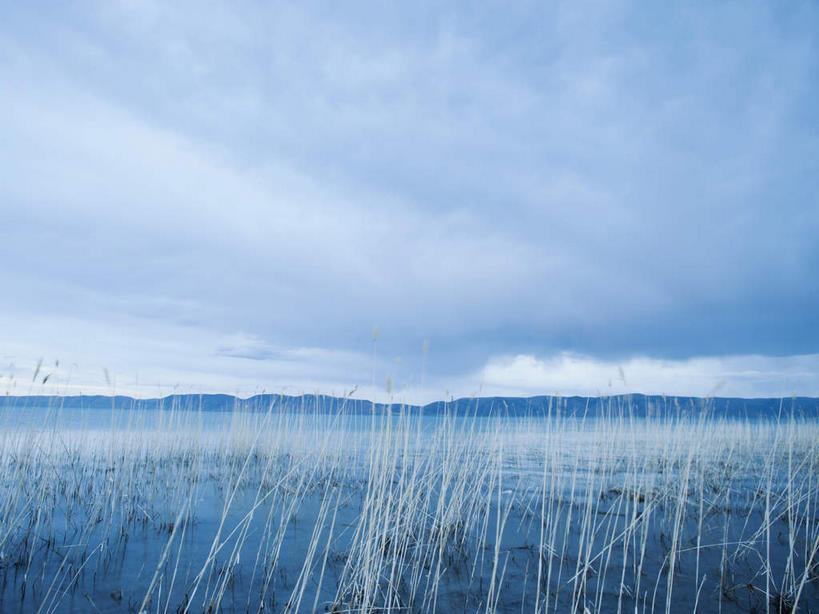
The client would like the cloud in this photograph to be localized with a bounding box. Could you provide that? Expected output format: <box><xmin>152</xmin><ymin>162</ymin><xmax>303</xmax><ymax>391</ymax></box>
<box><xmin>474</xmin><ymin>353</ymin><xmax>819</xmax><ymax>399</ymax></box>
<box><xmin>0</xmin><ymin>1</ymin><xmax>817</xmax><ymax>398</ymax></box>
<box><xmin>0</xmin><ymin>313</ymin><xmax>375</xmax><ymax>399</ymax></box>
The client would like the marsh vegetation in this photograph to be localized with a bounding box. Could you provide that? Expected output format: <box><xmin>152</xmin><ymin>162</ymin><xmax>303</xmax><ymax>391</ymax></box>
<box><xmin>0</xmin><ymin>400</ymin><xmax>817</xmax><ymax>613</ymax></box>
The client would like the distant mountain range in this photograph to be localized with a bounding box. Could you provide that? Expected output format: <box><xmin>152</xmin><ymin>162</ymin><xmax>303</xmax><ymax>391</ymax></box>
<box><xmin>0</xmin><ymin>393</ymin><xmax>817</xmax><ymax>418</ymax></box>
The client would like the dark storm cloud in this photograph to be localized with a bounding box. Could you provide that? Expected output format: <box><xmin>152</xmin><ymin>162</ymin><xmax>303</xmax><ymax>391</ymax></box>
<box><xmin>1</xmin><ymin>1</ymin><xmax>817</xmax><ymax>398</ymax></box>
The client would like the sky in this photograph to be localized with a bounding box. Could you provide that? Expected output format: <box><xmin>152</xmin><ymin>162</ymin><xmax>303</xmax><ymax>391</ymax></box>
<box><xmin>1</xmin><ymin>1</ymin><xmax>818</xmax><ymax>402</ymax></box>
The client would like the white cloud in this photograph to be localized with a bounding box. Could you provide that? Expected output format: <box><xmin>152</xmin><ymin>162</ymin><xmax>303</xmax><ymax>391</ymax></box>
<box><xmin>5</xmin><ymin>330</ymin><xmax>817</xmax><ymax>403</ymax></box>
<box><xmin>473</xmin><ymin>353</ymin><xmax>819</xmax><ymax>399</ymax></box>
<box><xmin>0</xmin><ymin>313</ymin><xmax>372</xmax><ymax>399</ymax></box>
<box><xmin>0</xmin><ymin>1</ymin><xmax>817</xmax><ymax>396</ymax></box>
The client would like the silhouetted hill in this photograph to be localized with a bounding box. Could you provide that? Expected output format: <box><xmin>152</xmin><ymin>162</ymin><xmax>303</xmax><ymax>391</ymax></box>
<box><xmin>0</xmin><ymin>393</ymin><xmax>817</xmax><ymax>419</ymax></box>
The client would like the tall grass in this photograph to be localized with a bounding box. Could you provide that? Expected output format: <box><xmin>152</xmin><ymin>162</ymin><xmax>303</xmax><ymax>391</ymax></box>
<box><xmin>0</xmin><ymin>397</ymin><xmax>817</xmax><ymax>612</ymax></box>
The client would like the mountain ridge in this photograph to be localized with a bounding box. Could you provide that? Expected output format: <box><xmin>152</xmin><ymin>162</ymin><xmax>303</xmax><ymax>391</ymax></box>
<box><xmin>0</xmin><ymin>393</ymin><xmax>817</xmax><ymax>418</ymax></box>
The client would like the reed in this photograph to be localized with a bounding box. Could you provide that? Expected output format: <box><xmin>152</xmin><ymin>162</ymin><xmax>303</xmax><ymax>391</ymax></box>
<box><xmin>0</xmin><ymin>396</ymin><xmax>816</xmax><ymax>612</ymax></box>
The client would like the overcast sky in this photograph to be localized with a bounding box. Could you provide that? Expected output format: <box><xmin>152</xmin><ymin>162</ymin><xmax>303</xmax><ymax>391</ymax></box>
<box><xmin>1</xmin><ymin>1</ymin><xmax>818</xmax><ymax>401</ymax></box>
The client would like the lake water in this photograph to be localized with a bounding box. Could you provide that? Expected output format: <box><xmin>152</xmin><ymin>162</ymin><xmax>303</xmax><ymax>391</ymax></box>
<box><xmin>0</xmin><ymin>406</ymin><xmax>816</xmax><ymax>613</ymax></box>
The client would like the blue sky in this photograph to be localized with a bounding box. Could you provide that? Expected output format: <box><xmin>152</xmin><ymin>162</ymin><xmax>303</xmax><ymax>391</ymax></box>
<box><xmin>1</xmin><ymin>1</ymin><xmax>817</xmax><ymax>401</ymax></box>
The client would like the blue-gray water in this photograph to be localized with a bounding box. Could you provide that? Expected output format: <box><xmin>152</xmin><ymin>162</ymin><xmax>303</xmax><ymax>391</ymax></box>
<box><xmin>0</xmin><ymin>407</ymin><xmax>816</xmax><ymax>613</ymax></box>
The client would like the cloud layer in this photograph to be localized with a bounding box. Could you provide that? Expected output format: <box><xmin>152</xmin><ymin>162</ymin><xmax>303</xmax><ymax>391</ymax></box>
<box><xmin>1</xmin><ymin>1</ymin><xmax>817</xmax><ymax>399</ymax></box>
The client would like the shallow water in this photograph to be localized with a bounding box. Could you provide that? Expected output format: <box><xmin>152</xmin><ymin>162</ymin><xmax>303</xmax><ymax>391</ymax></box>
<box><xmin>0</xmin><ymin>408</ymin><xmax>817</xmax><ymax>613</ymax></box>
